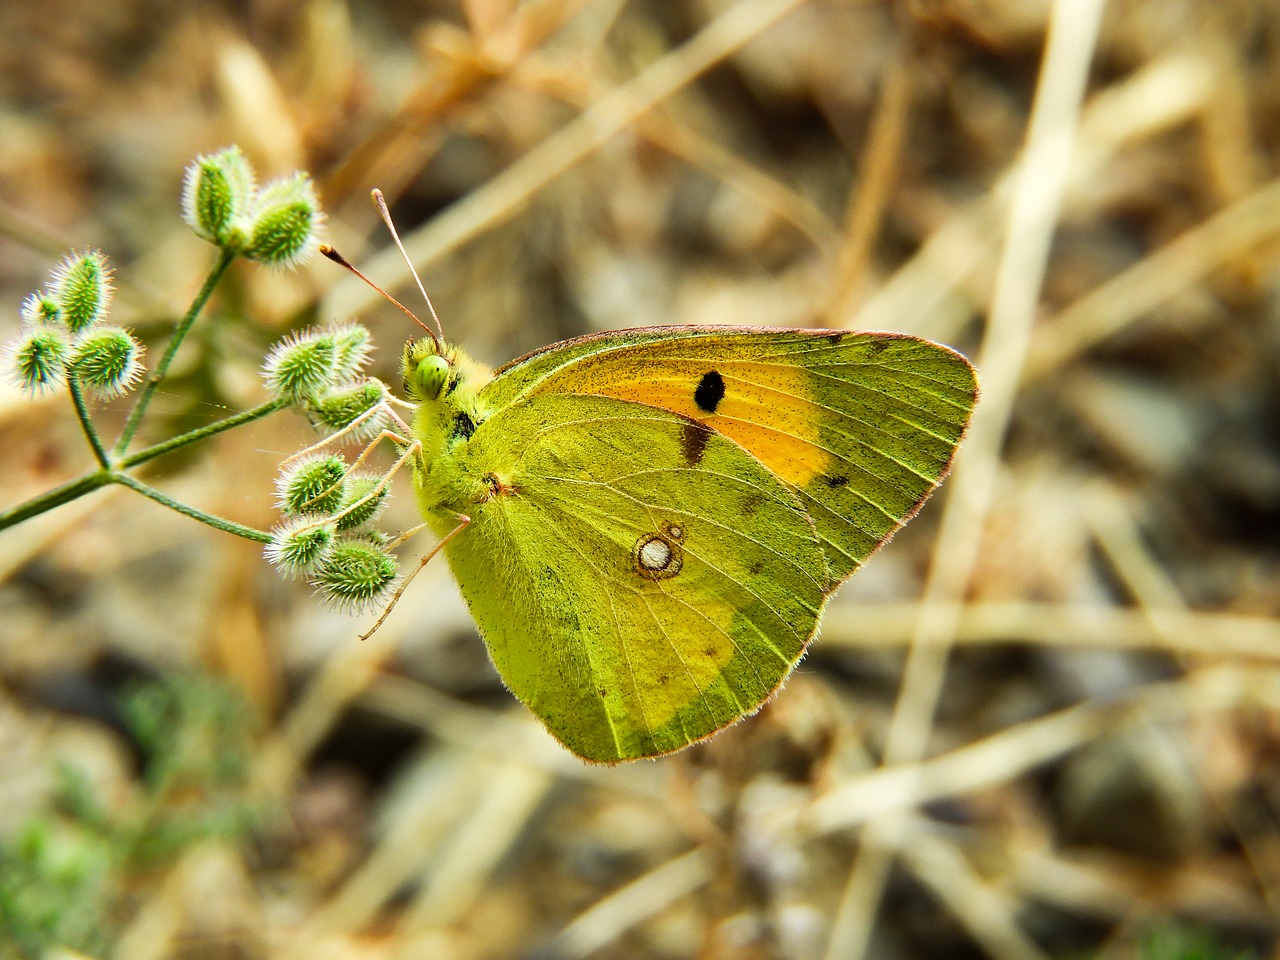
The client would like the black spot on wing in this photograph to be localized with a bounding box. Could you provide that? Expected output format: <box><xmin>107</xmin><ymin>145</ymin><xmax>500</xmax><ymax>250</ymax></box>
<box><xmin>694</xmin><ymin>370</ymin><xmax>725</xmax><ymax>413</ymax></box>
<box><xmin>680</xmin><ymin>419</ymin><xmax>713</xmax><ymax>466</ymax></box>
<box><xmin>824</xmin><ymin>474</ymin><xmax>850</xmax><ymax>489</ymax></box>
<box><xmin>453</xmin><ymin>411</ymin><xmax>477</xmax><ymax>440</ymax></box>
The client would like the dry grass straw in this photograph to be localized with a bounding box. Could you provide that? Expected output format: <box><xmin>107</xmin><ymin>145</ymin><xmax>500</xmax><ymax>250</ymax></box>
<box><xmin>824</xmin><ymin>3</ymin><xmax>1110</xmax><ymax>957</ymax></box>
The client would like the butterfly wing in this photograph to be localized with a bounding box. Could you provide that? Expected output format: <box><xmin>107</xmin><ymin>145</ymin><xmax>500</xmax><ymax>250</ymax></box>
<box><xmin>479</xmin><ymin>327</ymin><xmax>976</xmax><ymax>589</ymax></box>
<box><xmin>438</xmin><ymin>392</ymin><xmax>828</xmax><ymax>763</ymax></box>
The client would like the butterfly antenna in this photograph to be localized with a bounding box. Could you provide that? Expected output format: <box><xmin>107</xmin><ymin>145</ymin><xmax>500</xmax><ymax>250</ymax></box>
<box><xmin>320</xmin><ymin>244</ymin><xmax>438</xmax><ymax>347</ymax></box>
<box><xmin>371</xmin><ymin>188</ymin><xmax>446</xmax><ymax>343</ymax></box>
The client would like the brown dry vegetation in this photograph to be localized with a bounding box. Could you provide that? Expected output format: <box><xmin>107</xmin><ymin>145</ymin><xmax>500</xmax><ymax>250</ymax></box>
<box><xmin>2</xmin><ymin>1</ymin><xmax>1280</xmax><ymax>958</ymax></box>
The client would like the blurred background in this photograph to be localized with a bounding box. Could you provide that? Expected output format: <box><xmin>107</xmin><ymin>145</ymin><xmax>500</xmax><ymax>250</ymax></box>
<box><xmin>2</xmin><ymin>0</ymin><xmax>1280</xmax><ymax>957</ymax></box>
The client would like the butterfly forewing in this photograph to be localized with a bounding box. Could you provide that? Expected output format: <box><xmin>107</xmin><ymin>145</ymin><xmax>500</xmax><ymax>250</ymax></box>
<box><xmin>481</xmin><ymin>328</ymin><xmax>978</xmax><ymax>587</ymax></box>
<box><xmin>439</xmin><ymin>393</ymin><xmax>828</xmax><ymax>763</ymax></box>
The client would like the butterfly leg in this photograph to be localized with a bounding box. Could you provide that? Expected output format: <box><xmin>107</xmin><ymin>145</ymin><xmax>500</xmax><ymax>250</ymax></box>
<box><xmin>279</xmin><ymin>397</ymin><xmax>412</xmax><ymax>470</ymax></box>
<box><xmin>357</xmin><ymin>511</ymin><xmax>472</xmax><ymax>642</ymax></box>
<box><xmin>283</xmin><ymin>428</ymin><xmax>421</xmax><ymax>536</ymax></box>
<box><xmin>325</xmin><ymin>434</ymin><xmax>423</xmax><ymax>531</ymax></box>
<box><xmin>341</xmin><ymin>427</ymin><xmax>417</xmax><ymax>475</ymax></box>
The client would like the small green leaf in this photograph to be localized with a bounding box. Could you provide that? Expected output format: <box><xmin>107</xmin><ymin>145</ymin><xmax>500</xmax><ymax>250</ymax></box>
<box><xmin>265</xmin><ymin>516</ymin><xmax>337</xmax><ymax>577</ymax></box>
<box><xmin>21</xmin><ymin>292</ymin><xmax>62</xmax><ymax>326</ymax></box>
<box><xmin>246</xmin><ymin>173</ymin><xmax>322</xmax><ymax>267</ymax></box>
<box><xmin>331</xmin><ymin>323</ymin><xmax>373</xmax><ymax>380</ymax></box>
<box><xmin>335</xmin><ymin>475</ymin><xmax>388</xmax><ymax>531</ymax></box>
<box><xmin>262</xmin><ymin>329</ymin><xmax>340</xmax><ymax>401</ymax></box>
<box><xmin>311</xmin><ymin>380</ymin><xmax>388</xmax><ymax>438</ymax></box>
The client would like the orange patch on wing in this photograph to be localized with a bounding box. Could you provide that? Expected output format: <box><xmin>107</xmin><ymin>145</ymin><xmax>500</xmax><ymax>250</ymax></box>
<box><xmin>531</xmin><ymin>353</ymin><xmax>832</xmax><ymax>488</ymax></box>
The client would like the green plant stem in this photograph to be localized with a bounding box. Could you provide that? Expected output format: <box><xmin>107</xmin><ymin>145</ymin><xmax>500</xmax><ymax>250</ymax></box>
<box><xmin>111</xmin><ymin>474</ymin><xmax>272</xmax><ymax>542</ymax></box>
<box><xmin>0</xmin><ymin>471</ymin><xmax>114</xmax><ymax>528</ymax></box>
<box><xmin>67</xmin><ymin>377</ymin><xmax>111</xmax><ymax>469</ymax></box>
<box><xmin>0</xmin><ymin>470</ymin><xmax>272</xmax><ymax>542</ymax></box>
<box><xmin>119</xmin><ymin>398</ymin><xmax>289</xmax><ymax>469</ymax></box>
<box><xmin>0</xmin><ymin>399</ymin><xmax>289</xmax><ymax>536</ymax></box>
<box><xmin>114</xmin><ymin>247</ymin><xmax>236</xmax><ymax>456</ymax></box>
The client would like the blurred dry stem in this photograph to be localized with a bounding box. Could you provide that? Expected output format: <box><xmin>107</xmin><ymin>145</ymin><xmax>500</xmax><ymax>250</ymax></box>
<box><xmin>824</xmin><ymin>43</ymin><xmax>913</xmax><ymax>324</ymax></box>
<box><xmin>1027</xmin><ymin>176</ymin><xmax>1280</xmax><ymax>380</ymax></box>
<box><xmin>854</xmin><ymin>52</ymin><xmax>1217</xmax><ymax>342</ymax></box>
<box><xmin>324</xmin><ymin>0</ymin><xmax>807</xmax><ymax>321</ymax></box>
<box><xmin>899</xmin><ymin>826</ymin><xmax>1053</xmax><ymax>960</ymax></box>
<box><xmin>798</xmin><ymin>663</ymin><xmax>1280</xmax><ymax>837</ymax></box>
<box><xmin>543</xmin><ymin>847</ymin><xmax>714</xmax><ymax>959</ymax></box>
<box><xmin>825</xmin><ymin>602</ymin><xmax>1280</xmax><ymax>660</ymax></box>
<box><xmin>829</xmin><ymin>1</ymin><xmax>1109</xmax><ymax>957</ymax></box>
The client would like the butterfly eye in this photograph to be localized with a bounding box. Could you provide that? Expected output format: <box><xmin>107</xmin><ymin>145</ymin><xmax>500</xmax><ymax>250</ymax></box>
<box><xmin>415</xmin><ymin>355</ymin><xmax>450</xmax><ymax>399</ymax></box>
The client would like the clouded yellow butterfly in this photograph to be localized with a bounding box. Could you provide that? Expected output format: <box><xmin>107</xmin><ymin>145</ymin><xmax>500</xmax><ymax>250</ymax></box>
<box><xmin>399</xmin><ymin>322</ymin><xmax>976</xmax><ymax>763</ymax></box>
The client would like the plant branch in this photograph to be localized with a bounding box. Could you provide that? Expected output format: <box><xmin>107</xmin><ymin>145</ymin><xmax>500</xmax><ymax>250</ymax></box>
<box><xmin>68</xmin><ymin>377</ymin><xmax>112</xmax><ymax>468</ymax></box>
<box><xmin>119</xmin><ymin>398</ymin><xmax>290</xmax><ymax>470</ymax></box>
<box><xmin>114</xmin><ymin>247</ymin><xmax>236</xmax><ymax>455</ymax></box>
<box><xmin>111</xmin><ymin>473</ymin><xmax>272</xmax><ymax>543</ymax></box>
<box><xmin>0</xmin><ymin>397</ymin><xmax>288</xmax><ymax>535</ymax></box>
<box><xmin>0</xmin><ymin>471</ymin><xmax>114</xmax><ymax>531</ymax></box>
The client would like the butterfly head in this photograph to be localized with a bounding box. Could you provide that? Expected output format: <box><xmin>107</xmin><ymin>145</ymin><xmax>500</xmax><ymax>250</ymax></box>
<box><xmin>402</xmin><ymin>336</ymin><xmax>490</xmax><ymax>407</ymax></box>
<box><xmin>402</xmin><ymin>336</ymin><xmax>456</xmax><ymax>402</ymax></box>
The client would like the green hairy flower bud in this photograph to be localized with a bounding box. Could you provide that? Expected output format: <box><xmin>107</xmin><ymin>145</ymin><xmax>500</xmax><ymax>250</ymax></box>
<box><xmin>21</xmin><ymin>293</ymin><xmax>61</xmax><ymax>326</ymax></box>
<box><xmin>277</xmin><ymin>454</ymin><xmax>347</xmax><ymax>516</ymax></box>
<box><xmin>265</xmin><ymin>516</ymin><xmax>336</xmax><ymax>577</ymax></box>
<box><xmin>182</xmin><ymin>146</ymin><xmax>256</xmax><ymax>247</ymax></box>
<box><xmin>50</xmin><ymin>250</ymin><xmax>113</xmax><ymax>333</ymax></box>
<box><xmin>331</xmin><ymin>323</ymin><xmax>373</xmax><ymax>380</ymax></box>
<box><xmin>334</xmin><ymin>475</ymin><xmax>388</xmax><ymax>531</ymax></box>
<box><xmin>69</xmin><ymin>327</ymin><xmax>143</xmax><ymax>398</ymax></box>
<box><xmin>181</xmin><ymin>147</ymin><xmax>323</xmax><ymax>269</ymax></box>
<box><xmin>262</xmin><ymin>329</ymin><xmax>341</xmax><ymax>401</ymax></box>
<box><xmin>313</xmin><ymin>539</ymin><xmax>398</xmax><ymax>611</ymax></box>
<box><xmin>246</xmin><ymin>173</ymin><xmax>322</xmax><ymax>267</ymax></box>
<box><xmin>311</xmin><ymin>381</ymin><xmax>388</xmax><ymax>438</ymax></box>
<box><xmin>6</xmin><ymin>328</ymin><xmax>69</xmax><ymax>396</ymax></box>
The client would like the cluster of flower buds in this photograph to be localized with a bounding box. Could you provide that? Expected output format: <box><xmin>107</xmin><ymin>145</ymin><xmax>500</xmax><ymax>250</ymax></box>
<box><xmin>5</xmin><ymin>251</ymin><xmax>143</xmax><ymax>398</ymax></box>
<box><xmin>265</xmin><ymin>453</ymin><xmax>399</xmax><ymax>609</ymax></box>
<box><xmin>260</xmin><ymin>320</ymin><xmax>404</xmax><ymax>609</ymax></box>
<box><xmin>261</xmin><ymin>322</ymin><xmax>392</xmax><ymax>435</ymax></box>
<box><xmin>181</xmin><ymin>146</ymin><xmax>322</xmax><ymax>267</ymax></box>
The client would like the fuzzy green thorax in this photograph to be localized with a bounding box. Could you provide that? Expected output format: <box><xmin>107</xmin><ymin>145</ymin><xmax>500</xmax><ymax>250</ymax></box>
<box><xmin>404</xmin><ymin>336</ymin><xmax>494</xmax><ymax>533</ymax></box>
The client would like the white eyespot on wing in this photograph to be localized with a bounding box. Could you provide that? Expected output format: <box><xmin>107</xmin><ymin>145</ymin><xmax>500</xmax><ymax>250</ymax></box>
<box><xmin>633</xmin><ymin>531</ymin><xmax>682</xmax><ymax>581</ymax></box>
<box><xmin>639</xmin><ymin>538</ymin><xmax>671</xmax><ymax>570</ymax></box>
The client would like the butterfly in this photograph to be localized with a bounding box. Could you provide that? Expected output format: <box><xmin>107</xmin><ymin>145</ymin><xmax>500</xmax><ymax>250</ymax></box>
<box><xmin>397</xmin><ymin>322</ymin><xmax>977</xmax><ymax>763</ymax></box>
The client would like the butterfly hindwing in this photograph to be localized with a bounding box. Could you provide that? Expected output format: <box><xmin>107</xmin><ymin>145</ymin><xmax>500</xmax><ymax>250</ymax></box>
<box><xmin>479</xmin><ymin>327</ymin><xmax>978</xmax><ymax>588</ymax></box>
<box><xmin>438</xmin><ymin>392</ymin><xmax>828</xmax><ymax>763</ymax></box>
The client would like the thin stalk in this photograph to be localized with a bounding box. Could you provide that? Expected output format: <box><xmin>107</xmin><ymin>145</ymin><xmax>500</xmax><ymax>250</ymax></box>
<box><xmin>0</xmin><ymin>471</ymin><xmax>114</xmax><ymax>530</ymax></box>
<box><xmin>0</xmin><ymin>397</ymin><xmax>289</xmax><ymax>533</ymax></box>
<box><xmin>111</xmin><ymin>473</ymin><xmax>272</xmax><ymax>543</ymax></box>
<box><xmin>114</xmin><ymin>247</ymin><xmax>236</xmax><ymax>455</ymax></box>
<box><xmin>68</xmin><ymin>376</ymin><xmax>111</xmax><ymax>468</ymax></box>
<box><xmin>119</xmin><ymin>397</ymin><xmax>289</xmax><ymax>469</ymax></box>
